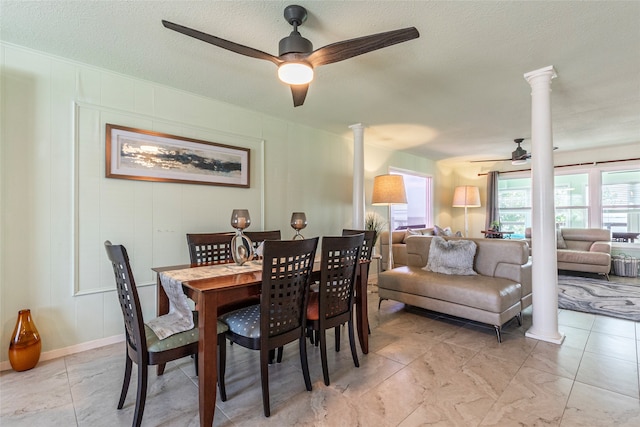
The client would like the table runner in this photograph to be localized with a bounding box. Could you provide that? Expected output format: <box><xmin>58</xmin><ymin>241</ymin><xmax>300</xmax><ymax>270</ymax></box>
<box><xmin>147</xmin><ymin>261</ymin><xmax>263</xmax><ymax>339</ymax></box>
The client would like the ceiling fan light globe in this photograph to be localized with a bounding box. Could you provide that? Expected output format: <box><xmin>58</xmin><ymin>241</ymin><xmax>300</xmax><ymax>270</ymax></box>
<box><xmin>278</xmin><ymin>62</ymin><xmax>314</xmax><ymax>85</ymax></box>
<box><xmin>512</xmin><ymin>158</ymin><xmax>528</xmax><ymax>166</ymax></box>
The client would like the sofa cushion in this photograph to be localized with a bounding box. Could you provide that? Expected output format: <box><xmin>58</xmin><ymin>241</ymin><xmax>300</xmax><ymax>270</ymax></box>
<box><xmin>380</xmin><ymin>266</ymin><xmax>521</xmax><ymax>313</ymax></box>
<box><xmin>434</xmin><ymin>225</ymin><xmax>456</xmax><ymax>236</ymax></box>
<box><xmin>425</xmin><ymin>237</ymin><xmax>477</xmax><ymax>275</ymax></box>
<box><xmin>556</xmin><ymin>229</ymin><xmax>567</xmax><ymax>249</ymax></box>
<box><xmin>403</xmin><ymin>228</ymin><xmax>422</xmax><ymax>243</ymax></box>
<box><xmin>557</xmin><ymin>249</ymin><xmax>611</xmax><ymax>266</ymax></box>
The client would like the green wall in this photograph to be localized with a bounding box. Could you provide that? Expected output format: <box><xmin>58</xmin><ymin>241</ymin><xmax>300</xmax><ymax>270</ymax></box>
<box><xmin>0</xmin><ymin>43</ymin><xmax>437</xmax><ymax>365</ymax></box>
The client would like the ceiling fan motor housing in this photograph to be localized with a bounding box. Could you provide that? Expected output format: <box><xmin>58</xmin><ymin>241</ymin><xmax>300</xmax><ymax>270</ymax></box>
<box><xmin>512</xmin><ymin>146</ymin><xmax>527</xmax><ymax>160</ymax></box>
<box><xmin>280</xmin><ymin>5</ymin><xmax>312</xmax><ymax>55</ymax></box>
<box><xmin>279</xmin><ymin>32</ymin><xmax>313</xmax><ymax>56</ymax></box>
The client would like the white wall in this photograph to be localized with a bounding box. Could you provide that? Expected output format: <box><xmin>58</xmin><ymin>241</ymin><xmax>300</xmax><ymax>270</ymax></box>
<box><xmin>0</xmin><ymin>44</ymin><xmax>437</xmax><ymax>365</ymax></box>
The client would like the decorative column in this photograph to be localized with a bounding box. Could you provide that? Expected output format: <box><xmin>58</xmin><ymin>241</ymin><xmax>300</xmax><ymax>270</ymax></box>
<box><xmin>350</xmin><ymin>123</ymin><xmax>366</xmax><ymax>229</ymax></box>
<box><xmin>524</xmin><ymin>65</ymin><xmax>565</xmax><ymax>345</ymax></box>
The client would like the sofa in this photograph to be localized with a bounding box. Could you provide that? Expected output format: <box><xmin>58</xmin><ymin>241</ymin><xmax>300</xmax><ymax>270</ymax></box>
<box><xmin>524</xmin><ymin>228</ymin><xmax>612</xmax><ymax>279</ymax></box>
<box><xmin>378</xmin><ymin>235</ymin><xmax>532</xmax><ymax>342</ymax></box>
<box><xmin>379</xmin><ymin>227</ymin><xmax>433</xmax><ymax>270</ymax></box>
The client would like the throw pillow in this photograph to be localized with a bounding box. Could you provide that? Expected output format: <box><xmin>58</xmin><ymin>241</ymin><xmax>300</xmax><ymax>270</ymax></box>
<box><xmin>425</xmin><ymin>236</ymin><xmax>477</xmax><ymax>275</ymax></box>
<box><xmin>556</xmin><ymin>229</ymin><xmax>567</xmax><ymax>249</ymax></box>
<box><xmin>403</xmin><ymin>228</ymin><xmax>421</xmax><ymax>243</ymax></box>
<box><xmin>433</xmin><ymin>225</ymin><xmax>444</xmax><ymax>236</ymax></box>
<box><xmin>442</xmin><ymin>226</ymin><xmax>454</xmax><ymax>236</ymax></box>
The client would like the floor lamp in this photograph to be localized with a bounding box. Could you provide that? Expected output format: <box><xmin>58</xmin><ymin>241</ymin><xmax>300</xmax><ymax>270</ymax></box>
<box><xmin>452</xmin><ymin>186</ymin><xmax>481</xmax><ymax>238</ymax></box>
<box><xmin>372</xmin><ymin>174</ymin><xmax>407</xmax><ymax>270</ymax></box>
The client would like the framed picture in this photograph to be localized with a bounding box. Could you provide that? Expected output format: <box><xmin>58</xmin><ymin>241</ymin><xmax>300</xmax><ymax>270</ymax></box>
<box><xmin>105</xmin><ymin>124</ymin><xmax>250</xmax><ymax>188</ymax></box>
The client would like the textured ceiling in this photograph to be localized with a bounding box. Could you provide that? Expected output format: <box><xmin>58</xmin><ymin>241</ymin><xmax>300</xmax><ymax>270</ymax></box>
<box><xmin>1</xmin><ymin>1</ymin><xmax>639</xmax><ymax>162</ymax></box>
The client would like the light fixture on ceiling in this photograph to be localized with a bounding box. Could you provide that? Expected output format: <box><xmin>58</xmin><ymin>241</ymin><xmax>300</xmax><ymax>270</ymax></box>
<box><xmin>512</xmin><ymin>158</ymin><xmax>528</xmax><ymax>166</ymax></box>
<box><xmin>277</xmin><ymin>62</ymin><xmax>314</xmax><ymax>85</ymax></box>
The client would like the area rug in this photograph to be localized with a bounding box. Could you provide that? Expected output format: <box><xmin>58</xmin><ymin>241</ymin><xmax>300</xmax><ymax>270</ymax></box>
<box><xmin>557</xmin><ymin>275</ymin><xmax>640</xmax><ymax>322</ymax></box>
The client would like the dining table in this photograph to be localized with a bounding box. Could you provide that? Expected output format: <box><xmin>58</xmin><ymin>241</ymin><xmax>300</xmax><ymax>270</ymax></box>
<box><xmin>153</xmin><ymin>258</ymin><xmax>371</xmax><ymax>427</ymax></box>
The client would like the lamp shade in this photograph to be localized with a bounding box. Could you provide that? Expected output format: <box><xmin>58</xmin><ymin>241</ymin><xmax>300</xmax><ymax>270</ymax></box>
<box><xmin>372</xmin><ymin>174</ymin><xmax>407</xmax><ymax>205</ymax></box>
<box><xmin>452</xmin><ymin>186</ymin><xmax>481</xmax><ymax>208</ymax></box>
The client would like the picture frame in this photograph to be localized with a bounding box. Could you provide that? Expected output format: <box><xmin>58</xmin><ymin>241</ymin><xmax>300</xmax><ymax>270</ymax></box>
<box><xmin>105</xmin><ymin>124</ymin><xmax>250</xmax><ymax>188</ymax></box>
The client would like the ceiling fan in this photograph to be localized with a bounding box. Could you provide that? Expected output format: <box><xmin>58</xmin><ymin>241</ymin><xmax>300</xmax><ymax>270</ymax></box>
<box><xmin>471</xmin><ymin>138</ymin><xmax>557</xmax><ymax>165</ymax></box>
<box><xmin>162</xmin><ymin>5</ymin><xmax>419</xmax><ymax>107</ymax></box>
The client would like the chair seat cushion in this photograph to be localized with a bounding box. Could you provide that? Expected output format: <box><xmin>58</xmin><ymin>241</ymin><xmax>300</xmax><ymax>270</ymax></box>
<box><xmin>144</xmin><ymin>320</ymin><xmax>226</xmax><ymax>353</ymax></box>
<box><xmin>219</xmin><ymin>304</ymin><xmax>261</xmax><ymax>339</ymax></box>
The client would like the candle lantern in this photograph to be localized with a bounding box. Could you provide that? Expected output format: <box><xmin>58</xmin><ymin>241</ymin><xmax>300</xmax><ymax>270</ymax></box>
<box><xmin>290</xmin><ymin>212</ymin><xmax>307</xmax><ymax>240</ymax></box>
<box><xmin>230</xmin><ymin>209</ymin><xmax>254</xmax><ymax>265</ymax></box>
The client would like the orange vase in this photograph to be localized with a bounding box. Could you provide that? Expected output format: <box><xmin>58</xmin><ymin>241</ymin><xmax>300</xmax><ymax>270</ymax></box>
<box><xmin>8</xmin><ymin>309</ymin><xmax>42</xmax><ymax>372</ymax></box>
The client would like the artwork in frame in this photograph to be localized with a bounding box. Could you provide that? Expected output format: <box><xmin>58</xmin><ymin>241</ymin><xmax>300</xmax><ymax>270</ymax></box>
<box><xmin>105</xmin><ymin>124</ymin><xmax>250</xmax><ymax>188</ymax></box>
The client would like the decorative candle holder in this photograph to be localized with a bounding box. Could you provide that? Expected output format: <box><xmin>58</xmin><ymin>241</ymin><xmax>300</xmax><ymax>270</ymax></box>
<box><xmin>290</xmin><ymin>212</ymin><xmax>307</xmax><ymax>240</ymax></box>
<box><xmin>230</xmin><ymin>209</ymin><xmax>254</xmax><ymax>265</ymax></box>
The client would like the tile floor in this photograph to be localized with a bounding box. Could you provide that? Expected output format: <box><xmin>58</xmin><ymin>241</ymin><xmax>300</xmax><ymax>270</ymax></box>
<box><xmin>2</xmin><ymin>277</ymin><xmax>640</xmax><ymax>426</ymax></box>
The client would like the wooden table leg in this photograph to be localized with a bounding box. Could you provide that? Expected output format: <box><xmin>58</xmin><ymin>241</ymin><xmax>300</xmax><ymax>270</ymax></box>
<box><xmin>355</xmin><ymin>263</ymin><xmax>369</xmax><ymax>354</ymax></box>
<box><xmin>197</xmin><ymin>291</ymin><xmax>218</xmax><ymax>427</ymax></box>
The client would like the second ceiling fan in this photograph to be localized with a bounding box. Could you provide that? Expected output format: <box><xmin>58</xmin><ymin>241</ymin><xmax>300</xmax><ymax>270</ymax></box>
<box><xmin>162</xmin><ymin>4</ymin><xmax>419</xmax><ymax>107</ymax></box>
<box><xmin>471</xmin><ymin>138</ymin><xmax>557</xmax><ymax>165</ymax></box>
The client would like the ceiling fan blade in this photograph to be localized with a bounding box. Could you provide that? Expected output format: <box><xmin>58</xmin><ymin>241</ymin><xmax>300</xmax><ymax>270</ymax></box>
<box><xmin>470</xmin><ymin>158</ymin><xmax>511</xmax><ymax>163</ymax></box>
<box><xmin>307</xmin><ymin>27</ymin><xmax>419</xmax><ymax>67</ymax></box>
<box><xmin>519</xmin><ymin>147</ymin><xmax>558</xmax><ymax>159</ymax></box>
<box><xmin>290</xmin><ymin>84</ymin><xmax>309</xmax><ymax>107</ymax></box>
<box><xmin>162</xmin><ymin>20</ymin><xmax>282</xmax><ymax>65</ymax></box>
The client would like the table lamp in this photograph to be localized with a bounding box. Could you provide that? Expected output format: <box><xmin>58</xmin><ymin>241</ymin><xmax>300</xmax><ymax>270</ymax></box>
<box><xmin>452</xmin><ymin>186</ymin><xmax>481</xmax><ymax>237</ymax></box>
<box><xmin>372</xmin><ymin>174</ymin><xmax>407</xmax><ymax>270</ymax></box>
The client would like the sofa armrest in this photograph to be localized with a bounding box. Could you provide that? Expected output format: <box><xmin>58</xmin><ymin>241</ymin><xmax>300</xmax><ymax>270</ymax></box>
<box><xmin>495</xmin><ymin>259</ymin><xmax>532</xmax><ymax>298</ymax></box>
<box><xmin>590</xmin><ymin>240</ymin><xmax>611</xmax><ymax>254</ymax></box>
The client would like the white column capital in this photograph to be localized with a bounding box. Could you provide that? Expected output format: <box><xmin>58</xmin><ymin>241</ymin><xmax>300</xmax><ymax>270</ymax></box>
<box><xmin>524</xmin><ymin>65</ymin><xmax>558</xmax><ymax>85</ymax></box>
<box><xmin>349</xmin><ymin>123</ymin><xmax>366</xmax><ymax>130</ymax></box>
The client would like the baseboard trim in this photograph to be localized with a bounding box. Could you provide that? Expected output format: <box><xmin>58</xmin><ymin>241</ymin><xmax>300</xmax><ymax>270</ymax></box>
<box><xmin>0</xmin><ymin>334</ymin><xmax>125</xmax><ymax>372</ymax></box>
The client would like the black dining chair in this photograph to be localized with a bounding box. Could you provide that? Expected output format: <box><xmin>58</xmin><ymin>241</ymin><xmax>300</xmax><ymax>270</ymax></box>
<box><xmin>186</xmin><ymin>232</ymin><xmax>260</xmax><ymax>314</ymax></box>
<box><xmin>342</xmin><ymin>228</ymin><xmax>376</xmax><ymax>338</ymax></box>
<box><xmin>104</xmin><ymin>241</ymin><xmax>228</xmax><ymax>427</ymax></box>
<box><xmin>306</xmin><ymin>233</ymin><xmax>364</xmax><ymax>386</ymax></box>
<box><xmin>342</xmin><ymin>228</ymin><xmax>376</xmax><ymax>263</ymax></box>
<box><xmin>218</xmin><ymin>237</ymin><xmax>319</xmax><ymax>417</ymax></box>
<box><xmin>186</xmin><ymin>232</ymin><xmax>235</xmax><ymax>265</ymax></box>
<box><xmin>244</xmin><ymin>230</ymin><xmax>281</xmax><ymax>256</ymax></box>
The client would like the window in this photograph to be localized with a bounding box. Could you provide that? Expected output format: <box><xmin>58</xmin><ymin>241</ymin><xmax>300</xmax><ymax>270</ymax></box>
<box><xmin>602</xmin><ymin>170</ymin><xmax>640</xmax><ymax>235</ymax></box>
<box><xmin>554</xmin><ymin>173</ymin><xmax>589</xmax><ymax>228</ymax></box>
<box><xmin>496</xmin><ymin>165</ymin><xmax>640</xmax><ymax>243</ymax></box>
<box><xmin>389</xmin><ymin>168</ymin><xmax>433</xmax><ymax>230</ymax></box>
<box><xmin>498</xmin><ymin>177</ymin><xmax>531</xmax><ymax>237</ymax></box>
